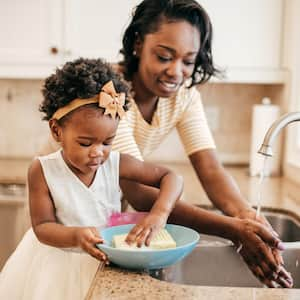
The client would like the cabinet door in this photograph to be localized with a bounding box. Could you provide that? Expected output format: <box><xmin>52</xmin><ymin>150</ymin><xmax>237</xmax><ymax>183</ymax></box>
<box><xmin>64</xmin><ymin>0</ymin><xmax>140</xmax><ymax>63</ymax></box>
<box><xmin>0</xmin><ymin>0</ymin><xmax>63</xmax><ymax>78</ymax></box>
<box><xmin>199</xmin><ymin>0</ymin><xmax>283</xmax><ymax>69</ymax></box>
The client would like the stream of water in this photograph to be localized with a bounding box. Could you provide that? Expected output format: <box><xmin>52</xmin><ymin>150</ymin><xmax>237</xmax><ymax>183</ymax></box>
<box><xmin>255</xmin><ymin>156</ymin><xmax>269</xmax><ymax>219</ymax></box>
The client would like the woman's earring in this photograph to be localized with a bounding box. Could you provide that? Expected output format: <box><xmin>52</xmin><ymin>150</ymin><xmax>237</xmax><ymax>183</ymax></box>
<box><xmin>133</xmin><ymin>50</ymin><xmax>137</xmax><ymax>56</ymax></box>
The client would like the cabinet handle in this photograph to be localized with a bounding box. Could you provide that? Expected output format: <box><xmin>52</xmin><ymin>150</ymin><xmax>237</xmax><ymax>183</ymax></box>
<box><xmin>50</xmin><ymin>47</ymin><xmax>59</xmax><ymax>55</ymax></box>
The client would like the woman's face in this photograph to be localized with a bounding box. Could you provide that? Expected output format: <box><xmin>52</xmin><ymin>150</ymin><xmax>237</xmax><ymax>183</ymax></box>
<box><xmin>135</xmin><ymin>20</ymin><xmax>200</xmax><ymax>99</ymax></box>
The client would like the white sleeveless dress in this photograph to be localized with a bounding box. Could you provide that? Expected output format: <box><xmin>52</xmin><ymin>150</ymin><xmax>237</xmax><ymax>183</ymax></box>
<box><xmin>0</xmin><ymin>150</ymin><xmax>121</xmax><ymax>299</ymax></box>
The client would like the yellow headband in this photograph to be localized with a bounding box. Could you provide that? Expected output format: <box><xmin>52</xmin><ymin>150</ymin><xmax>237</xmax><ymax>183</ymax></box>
<box><xmin>52</xmin><ymin>81</ymin><xmax>126</xmax><ymax>120</ymax></box>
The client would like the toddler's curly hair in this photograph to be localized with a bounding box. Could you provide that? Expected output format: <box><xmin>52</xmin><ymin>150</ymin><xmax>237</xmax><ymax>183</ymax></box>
<box><xmin>40</xmin><ymin>57</ymin><xmax>130</xmax><ymax>121</ymax></box>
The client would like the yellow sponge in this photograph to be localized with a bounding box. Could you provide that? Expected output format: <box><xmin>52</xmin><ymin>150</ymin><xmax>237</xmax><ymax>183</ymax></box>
<box><xmin>113</xmin><ymin>228</ymin><xmax>176</xmax><ymax>250</ymax></box>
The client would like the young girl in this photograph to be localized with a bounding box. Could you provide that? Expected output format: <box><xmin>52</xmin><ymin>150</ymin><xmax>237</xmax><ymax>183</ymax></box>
<box><xmin>0</xmin><ymin>58</ymin><xmax>183</xmax><ymax>299</ymax></box>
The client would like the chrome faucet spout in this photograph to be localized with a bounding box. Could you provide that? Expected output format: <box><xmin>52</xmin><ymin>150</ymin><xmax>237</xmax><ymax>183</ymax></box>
<box><xmin>258</xmin><ymin>112</ymin><xmax>300</xmax><ymax>156</ymax></box>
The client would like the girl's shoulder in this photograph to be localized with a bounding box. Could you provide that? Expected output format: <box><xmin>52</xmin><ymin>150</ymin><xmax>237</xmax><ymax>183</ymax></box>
<box><xmin>27</xmin><ymin>157</ymin><xmax>46</xmax><ymax>185</ymax></box>
<box><xmin>37</xmin><ymin>149</ymin><xmax>62</xmax><ymax>162</ymax></box>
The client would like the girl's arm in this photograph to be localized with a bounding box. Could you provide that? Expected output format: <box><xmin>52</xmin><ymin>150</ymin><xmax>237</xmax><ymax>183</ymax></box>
<box><xmin>119</xmin><ymin>153</ymin><xmax>183</xmax><ymax>246</ymax></box>
<box><xmin>28</xmin><ymin>159</ymin><xmax>107</xmax><ymax>261</ymax></box>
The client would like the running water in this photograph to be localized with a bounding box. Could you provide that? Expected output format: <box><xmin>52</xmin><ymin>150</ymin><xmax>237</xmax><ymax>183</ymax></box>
<box><xmin>255</xmin><ymin>156</ymin><xmax>269</xmax><ymax>219</ymax></box>
<box><xmin>236</xmin><ymin>156</ymin><xmax>269</xmax><ymax>254</ymax></box>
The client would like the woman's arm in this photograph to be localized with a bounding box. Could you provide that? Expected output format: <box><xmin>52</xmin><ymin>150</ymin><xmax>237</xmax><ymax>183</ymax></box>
<box><xmin>119</xmin><ymin>153</ymin><xmax>183</xmax><ymax>245</ymax></box>
<box><xmin>187</xmin><ymin>148</ymin><xmax>291</xmax><ymax>287</ymax></box>
<box><xmin>28</xmin><ymin>160</ymin><xmax>107</xmax><ymax>261</ymax></box>
<box><xmin>189</xmin><ymin>148</ymin><xmax>254</xmax><ymax>217</ymax></box>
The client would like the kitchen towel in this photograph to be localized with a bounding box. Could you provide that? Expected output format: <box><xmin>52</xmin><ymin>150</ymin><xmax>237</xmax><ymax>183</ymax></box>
<box><xmin>250</xmin><ymin>98</ymin><xmax>281</xmax><ymax>176</ymax></box>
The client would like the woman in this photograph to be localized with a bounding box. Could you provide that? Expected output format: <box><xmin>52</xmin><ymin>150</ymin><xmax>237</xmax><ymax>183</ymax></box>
<box><xmin>41</xmin><ymin>0</ymin><xmax>292</xmax><ymax>287</ymax></box>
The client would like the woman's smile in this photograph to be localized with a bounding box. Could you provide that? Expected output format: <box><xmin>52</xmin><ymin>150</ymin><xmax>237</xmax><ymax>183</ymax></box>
<box><xmin>158</xmin><ymin>80</ymin><xmax>180</xmax><ymax>94</ymax></box>
<box><xmin>157</xmin><ymin>79</ymin><xmax>181</xmax><ymax>93</ymax></box>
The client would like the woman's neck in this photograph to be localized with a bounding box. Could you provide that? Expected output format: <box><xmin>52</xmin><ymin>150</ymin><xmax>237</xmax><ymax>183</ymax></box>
<box><xmin>131</xmin><ymin>74</ymin><xmax>159</xmax><ymax>124</ymax></box>
<box><xmin>131</xmin><ymin>73</ymin><xmax>157</xmax><ymax>105</ymax></box>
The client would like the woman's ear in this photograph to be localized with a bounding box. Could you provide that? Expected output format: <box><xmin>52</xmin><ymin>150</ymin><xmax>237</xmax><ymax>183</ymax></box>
<box><xmin>49</xmin><ymin>119</ymin><xmax>62</xmax><ymax>142</ymax></box>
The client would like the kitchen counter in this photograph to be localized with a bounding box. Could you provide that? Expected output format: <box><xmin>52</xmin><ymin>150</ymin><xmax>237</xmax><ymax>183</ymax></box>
<box><xmin>86</xmin><ymin>163</ymin><xmax>300</xmax><ymax>300</ymax></box>
<box><xmin>0</xmin><ymin>158</ymin><xmax>32</xmax><ymax>184</ymax></box>
<box><xmin>86</xmin><ymin>266</ymin><xmax>300</xmax><ymax>300</ymax></box>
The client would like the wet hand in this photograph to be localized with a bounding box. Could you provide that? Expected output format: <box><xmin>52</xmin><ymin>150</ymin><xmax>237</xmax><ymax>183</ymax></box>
<box><xmin>75</xmin><ymin>227</ymin><xmax>109</xmax><ymax>264</ymax></box>
<box><xmin>125</xmin><ymin>212</ymin><xmax>167</xmax><ymax>247</ymax></box>
<box><xmin>236</xmin><ymin>209</ymin><xmax>293</xmax><ymax>287</ymax></box>
<box><xmin>234</xmin><ymin>218</ymin><xmax>293</xmax><ymax>288</ymax></box>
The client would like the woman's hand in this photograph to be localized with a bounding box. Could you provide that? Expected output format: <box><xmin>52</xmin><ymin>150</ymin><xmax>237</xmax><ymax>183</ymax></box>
<box><xmin>125</xmin><ymin>212</ymin><xmax>167</xmax><ymax>247</ymax></box>
<box><xmin>75</xmin><ymin>227</ymin><xmax>109</xmax><ymax>264</ymax></box>
<box><xmin>233</xmin><ymin>215</ymin><xmax>293</xmax><ymax>288</ymax></box>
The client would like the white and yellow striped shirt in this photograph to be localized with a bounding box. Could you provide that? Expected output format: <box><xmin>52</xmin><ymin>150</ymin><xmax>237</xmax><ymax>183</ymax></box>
<box><xmin>40</xmin><ymin>85</ymin><xmax>215</xmax><ymax>159</ymax></box>
<box><xmin>113</xmin><ymin>85</ymin><xmax>215</xmax><ymax>160</ymax></box>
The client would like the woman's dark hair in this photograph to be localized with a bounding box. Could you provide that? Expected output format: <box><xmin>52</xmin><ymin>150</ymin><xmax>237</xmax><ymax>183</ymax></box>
<box><xmin>40</xmin><ymin>58</ymin><xmax>130</xmax><ymax>121</ymax></box>
<box><xmin>120</xmin><ymin>0</ymin><xmax>220</xmax><ymax>86</ymax></box>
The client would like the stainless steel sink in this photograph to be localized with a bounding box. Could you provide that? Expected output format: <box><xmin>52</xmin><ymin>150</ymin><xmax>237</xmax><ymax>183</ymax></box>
<box><xmin>265</xmin><ymin>211</ymin><xmax>300</xmax><ymax>242</ymax></box>
<box><xmin>150</xmin><ymin>211</ymin><xmax>300</xmax><ymax>288</ymax></box>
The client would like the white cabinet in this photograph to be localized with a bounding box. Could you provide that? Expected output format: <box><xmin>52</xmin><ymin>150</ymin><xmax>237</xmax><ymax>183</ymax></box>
<box><xmin>0</xmin><ymin>0</ymin><xmax>139</xmax><ymax>79</ymax></box>
<box><xmin>63</xmin><ymin>0</ymin><xmax>140</xmax><ymax>62</ymax></box>
<box><xmin>199</xmin><ymin>0</ymin><xmax>286</xmax><ymax>83</ymax></box>
<box><xmin>0</xmin><ymin>0</ymin><xmax>63</xmax><ymax>78</ymax></box>
<box><xmin>0</xmin><ymin>0</ymin><xmax>286</xmax><ymax>83</ymax></box>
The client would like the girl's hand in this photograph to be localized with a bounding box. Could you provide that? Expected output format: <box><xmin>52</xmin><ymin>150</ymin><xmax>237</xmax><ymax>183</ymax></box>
<box><xmin>233</xmin><ymin>217</ymin><xmax>293</xmax><ymax>288</ymax></box>
<box><xmin>75</xmin><ymin>227</ymin><xmax>109</xmax><ymax>264</ymax></box>
<box><xmin>125</xmin><ymin>212</ymin><xmax>167</xmax><ymax>247</ymax></box>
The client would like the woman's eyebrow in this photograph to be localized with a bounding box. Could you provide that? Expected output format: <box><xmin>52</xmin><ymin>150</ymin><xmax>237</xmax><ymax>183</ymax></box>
<box><xmin>156</xmin><ymin>45</ymin><xmax>175</xmax><ymax>53</ymax></box>
<box><xmin>156</xmin><ymin>45</ymin><xmax>198</xmax><ymax>56</ymax></box>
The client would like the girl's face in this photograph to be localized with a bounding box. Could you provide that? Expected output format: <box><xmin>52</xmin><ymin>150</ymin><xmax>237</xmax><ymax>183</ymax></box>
<box><xmin>134</xmin><ymin>20</ymin><xmax>200</xmax><ymax>99</ymax></box>
<box><xmin>51</xmin><ymin>107</ymin><xmax>118</xmax><ymax>177</ymax></box>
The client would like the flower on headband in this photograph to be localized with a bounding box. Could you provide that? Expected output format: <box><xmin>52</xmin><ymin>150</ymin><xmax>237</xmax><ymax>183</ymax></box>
<box><xmin>98</xmin><ymin>81</ymin><xmax>126</xmax><ymax>119</ymax></box>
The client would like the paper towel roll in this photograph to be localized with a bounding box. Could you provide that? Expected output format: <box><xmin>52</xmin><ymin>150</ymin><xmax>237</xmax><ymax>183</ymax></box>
<box><xmin>250</xmin><ymin>98</ymin><xmax>281</xmax><ymax>176</ymax></box>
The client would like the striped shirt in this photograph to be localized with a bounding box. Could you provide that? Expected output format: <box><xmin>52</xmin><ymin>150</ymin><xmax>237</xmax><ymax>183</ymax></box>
<box><xmin>113</xmin><ymin>85</ymin><xmax>215</xmax><ymax>160</ymax></box>
<box><xmin>40</xmin><ymin>85</ymin><xmax>215</xmax><ymax>159</ymax></box>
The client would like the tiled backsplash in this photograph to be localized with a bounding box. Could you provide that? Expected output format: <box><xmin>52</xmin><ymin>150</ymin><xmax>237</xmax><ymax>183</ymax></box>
<box><xmin>0</xmin><ymin>79</ymin><xmax>285</xmax><ymax>162</ymax></box>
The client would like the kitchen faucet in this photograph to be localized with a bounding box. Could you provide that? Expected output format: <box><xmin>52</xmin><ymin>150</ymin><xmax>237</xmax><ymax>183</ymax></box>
<box><xmin>258</xmin><ymin>112</ymin><xmax>300</xmax><ymax>156</ymax></box>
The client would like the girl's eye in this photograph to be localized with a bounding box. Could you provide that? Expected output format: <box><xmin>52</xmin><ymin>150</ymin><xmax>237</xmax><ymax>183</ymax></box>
<box><xmin>103</xmin><ymin>141</ymin><xmax>113</xmax><ymax>146</ymax></box>
<box><xmin>157</xmin><ymin>55</ymin><xmax>172</xmax><ymax>62</ymax></box>
<box><xmin>79</xmin><ymin>142</ymin><xmax>91</xmax><ymax>147</ymax></box>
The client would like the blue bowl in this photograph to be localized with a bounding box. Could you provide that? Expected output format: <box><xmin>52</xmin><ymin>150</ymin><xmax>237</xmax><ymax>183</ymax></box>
<box><xmin>97</xmin><ymin>224</ymin><xmax>199</xmax><ymax>270</ymax></box>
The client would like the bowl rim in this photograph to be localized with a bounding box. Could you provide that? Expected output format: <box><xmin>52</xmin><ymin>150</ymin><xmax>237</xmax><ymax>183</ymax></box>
<box><xmin>97</xmin><ymin>223</ymin><xmax>200</xmax><ymax>253</ymax></box>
